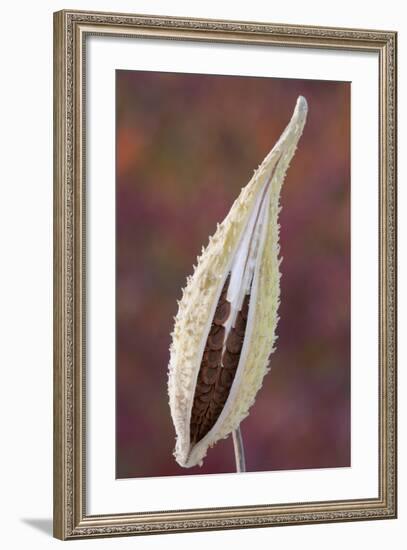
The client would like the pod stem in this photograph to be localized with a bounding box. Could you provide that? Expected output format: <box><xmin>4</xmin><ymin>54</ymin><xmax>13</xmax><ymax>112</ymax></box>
<box><xmin>232</xmin><ymin>426</ymin><xmax>246</xmax><ymax>472</ymax></box>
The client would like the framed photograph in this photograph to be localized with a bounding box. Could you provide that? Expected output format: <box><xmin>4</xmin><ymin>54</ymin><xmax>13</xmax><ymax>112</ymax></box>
<box><xmin>53</xmin><ymin>9</ymin><xmax>397</xmax><ymax>540</ymax></box>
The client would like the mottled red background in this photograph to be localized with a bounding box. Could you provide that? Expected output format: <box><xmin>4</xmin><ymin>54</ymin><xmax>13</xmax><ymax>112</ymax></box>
<box><xmin>116</xmin><ymin>70</ymin><xmax>350</xmax><ymax>479</ymax></box>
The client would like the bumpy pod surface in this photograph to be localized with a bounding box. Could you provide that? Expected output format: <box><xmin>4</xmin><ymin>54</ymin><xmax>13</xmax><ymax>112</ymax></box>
<box><xmin>168</xmin><ymin>96</ymin><xmax>308</xmax><ymax>468</ymax></box>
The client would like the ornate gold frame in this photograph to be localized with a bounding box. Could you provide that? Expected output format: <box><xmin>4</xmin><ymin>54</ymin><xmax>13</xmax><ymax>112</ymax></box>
<box><xmin>53</xmin><ymin>9</ymin><xmax>397</xmax><ymax>540</ymax></box>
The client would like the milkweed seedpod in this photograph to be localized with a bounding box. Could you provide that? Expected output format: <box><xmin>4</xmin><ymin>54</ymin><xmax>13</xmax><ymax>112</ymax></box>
<box><xmin>168</xmin><ymin>96</ymin><xmax>308</xmax><ymax>468</ymax></box>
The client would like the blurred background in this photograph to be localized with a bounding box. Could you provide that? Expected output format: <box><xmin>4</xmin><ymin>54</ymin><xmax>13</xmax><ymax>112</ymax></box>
<box><xmin>116</xmin><ymin>70</ymin><xmax>350</xmax><ymax>479</ymax></box>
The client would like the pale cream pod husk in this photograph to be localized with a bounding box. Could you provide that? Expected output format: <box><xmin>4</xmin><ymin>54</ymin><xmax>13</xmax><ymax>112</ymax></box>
<box><xmin>167</xmin><ymin>96</ymin><xmax>308</xmax><ymax>468</ymax></box>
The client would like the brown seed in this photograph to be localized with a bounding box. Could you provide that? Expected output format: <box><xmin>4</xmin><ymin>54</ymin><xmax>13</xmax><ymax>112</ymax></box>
<box><xmin>207</xmin><ymin>325</ymin><xmax>225</xmax><ymax>350</ymax></box>
<box><xmin>220</xmin><ymin>368</ymin><xmax>235</xmax><ymax>386</ymax></box>
<box><xmin>196</xmin><ymin>381</ymin><xmax>212</xmax><ymax>394</ymax></box>
<box><xmin>234</xmin><ymin>312</ymin><xmax>247</xmax><ymax>336</ymax></box>
<box><xmin>198</xmin><ymin>392</ymin><xmax>212</xmax><ymax>404</ymax></box>
<box><xmin>226</xmin><ymin>328</ymin><xmax>244</xmax><ymax>354</ymax></box>
<box><xmin>213</xmin><ymin>301</ymin><xmax>231</xmax><ymax>325</ymax></box>
<box><xmin>222</xmin><ymin>350</ymin><xmax>240</xmax><ymax>370</ymax></box>
<box><xmin>201</xmin><ymin>367</ymin><xmax>218</xmax><ymax>385</ymax></box>
<box><xmin>207</xmin><ymin>348</ymin><xmax>222</xmax><ymax>368</ymax></box>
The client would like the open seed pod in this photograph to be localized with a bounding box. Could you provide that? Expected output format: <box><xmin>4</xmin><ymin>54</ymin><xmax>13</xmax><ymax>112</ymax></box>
<box><xmin>168</xmin><ymin>96</ymin><xmax>308</xmax><ymax>468</ymax></box>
